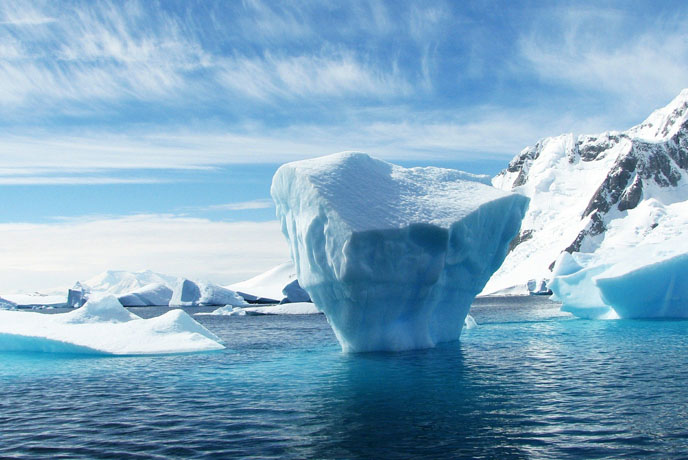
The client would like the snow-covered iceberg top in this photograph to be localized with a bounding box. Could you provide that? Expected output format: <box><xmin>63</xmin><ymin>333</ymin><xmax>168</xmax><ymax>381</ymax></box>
<box><xmin>227</xmin><ymin>261</ymin><xmax>310</xmax><ymax>304</ymax></box>
<box><xmin>271</xmin><ymin>152</ymin><xmax>528</xmax><ymax>352</ymax></box>
<box><xmin>0</xmin><ymin>294</ymin><xmax>224</xmax><ymax>355</ymax></box>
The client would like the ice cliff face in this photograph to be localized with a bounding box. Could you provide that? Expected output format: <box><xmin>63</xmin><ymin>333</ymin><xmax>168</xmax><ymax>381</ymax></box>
<box><xmin>485</xmin><ymin>89</ymin><xmax>688</xmax><ymax>295</ymax></box>
<box><xmin>272</xmin><ymin>152</ymin><xmax>528</xmax><ymax>352</ymax></box>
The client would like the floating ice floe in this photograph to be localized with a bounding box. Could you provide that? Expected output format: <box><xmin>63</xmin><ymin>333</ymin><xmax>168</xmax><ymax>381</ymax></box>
<box><xmin>271</xmin><ymin>152</ymin><xmax>528</xmax><ymax>352</ymax></box>
<box><xmin>208</xmin><ymin>302</ymin><xmax>321</xmax><ymax>316</ymax></box>
<box><xmin>0</xmin><ymin>294</ymin><xmax>224</xmax><ymax>354</ymax></box>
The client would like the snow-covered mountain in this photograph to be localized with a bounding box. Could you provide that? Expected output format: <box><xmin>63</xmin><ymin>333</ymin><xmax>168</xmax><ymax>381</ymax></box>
<box><xmin>484</xmin><ymin>88</ymin><xmax>688</xmax><ymax>295</ymax></box>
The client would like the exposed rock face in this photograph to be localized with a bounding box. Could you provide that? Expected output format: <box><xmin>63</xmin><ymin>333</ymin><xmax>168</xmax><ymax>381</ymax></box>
<box><xmin>484</xmin><ymin>89</ymin><xmax>688</xmax><ymax>294</ymax></box>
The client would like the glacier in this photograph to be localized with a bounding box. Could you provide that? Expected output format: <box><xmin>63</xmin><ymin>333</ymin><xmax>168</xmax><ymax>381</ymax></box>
<box><xmin>271</xmin><ymin>152</ymin><xmax>528</xmax><ymax>352</ymax></box>
<box><xmin>0</xmin><ymin>294</ymin><xmax>224</xmax><ymax>354</ymax></box>
<box><xmin>485</xmin><ymin>88</ymin><xmax>688</xmax><ymax>296</ymax></box>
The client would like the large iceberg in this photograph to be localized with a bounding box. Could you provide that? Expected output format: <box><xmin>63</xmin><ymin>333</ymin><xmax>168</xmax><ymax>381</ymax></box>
<box><xmin>550</xmin><ymin>199</ymin><xmax>688</xmax><ymax>318</ymax></box>
<box><xmin>271</xmin><ymin>152</ymin><xmax>528</xmax><ymax>352</ymax></box>
<box><xmin>0</xmin><ymin>294</ymin><xmax>224</xmax><ymax>354</ymax></box>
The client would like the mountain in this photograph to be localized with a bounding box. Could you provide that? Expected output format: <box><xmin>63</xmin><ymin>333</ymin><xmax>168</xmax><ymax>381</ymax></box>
<box><xmin>483</xmin><ymin>89</ymin><xmax>688</xmax><ymax>295</ymax></box>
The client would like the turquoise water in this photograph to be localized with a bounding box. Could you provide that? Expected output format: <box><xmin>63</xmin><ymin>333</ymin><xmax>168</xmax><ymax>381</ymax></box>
<box><xmin>2</xmin><ymin>297</ymin><xmax>688</xmax><ymax>459</ymax></box>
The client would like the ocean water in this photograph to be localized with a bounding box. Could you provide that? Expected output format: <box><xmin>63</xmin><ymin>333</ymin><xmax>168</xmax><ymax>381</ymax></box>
<box><xmin>2</xmin><ymin>297</ymin><xmax>688</xmax><ymax>459</ymax></box>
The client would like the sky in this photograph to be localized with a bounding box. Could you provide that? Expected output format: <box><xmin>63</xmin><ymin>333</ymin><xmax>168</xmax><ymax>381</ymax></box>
<box><xmin>1</xmin><ymin>0</ymin><xmax>687</xmax><ymax>292</ymax></box>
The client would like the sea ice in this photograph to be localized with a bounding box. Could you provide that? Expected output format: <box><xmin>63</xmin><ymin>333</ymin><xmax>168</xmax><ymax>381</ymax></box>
<box><xmin>0</xmin><ymin>294</ymin><xmax>224</xmax><ymax>354</ymax></box>
<box><xmin>271</xmin><ymin>152</ymin><xmax>528</xmax><ymax>352</ymax></box>
<box><xmin>170</xmin><ymin>279</ymin><xmax>247</xmax><ymax>307</ymax></box>
<box><xmin>209</xmin><ymin>302</ymin><xmax>321</xmax><ymax>316</ymax></box>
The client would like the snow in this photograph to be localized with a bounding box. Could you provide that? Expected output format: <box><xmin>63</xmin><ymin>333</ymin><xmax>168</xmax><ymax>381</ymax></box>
<box><xmin>118</xmin><ymin>283</ymin><xmax>173</xmax><ymax>306</ymax></box>
<box><xmin>227</xmin><ymin>261</ymin><xmax>310</xmax><ymax>303</ymax></box>
<box><xmin>0</xmin><ymin>292</ymin><xmax>67</xmax><ymax>307</ymax></box>
<box><xmin>207</xmin><ymin>302</ymin><xmax>321</xmax><ymax>316</ymax></box>
<box><xmin>81</xmin><ymin>270</ymin><xmax>178</xmax><ymax>295</ymax></box>
<box><xmin>271</xmin><ymin>152</ymin><xmax>528</xmax><ymax>352</ymax></box>
<box><xmin>0</xmin><ymin>294</ymin><xmax>224</xmax><ymax>354</ymax></box>
<box><xmin>550</xmin><ymin>199</ymin><xmax>688</xmax><ymax>318</ymax></box>
<box><xmin>486</xmin><ymin>88</ymin><xmax>688</xmax><ymax>295</ymax></box>
<box><xmin>627</xmin><ymin>88</ymin><xmax>688</xmax><ymax>141</ymax></box>
<box><xmin>170</xmin><ymin>279</ymin><xmax>247</xmax><ymax>307</ymax></box>
<box><xmin>0</xmin><ymin>297</ymin><xmax>17</xmax><ymax>310</ymax></box>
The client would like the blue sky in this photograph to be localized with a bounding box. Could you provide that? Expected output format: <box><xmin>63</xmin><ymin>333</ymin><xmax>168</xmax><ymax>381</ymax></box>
<box><xmin>1</xmin><ymin>0</ymin><xmax>687</xmax><ymax>291</ymax></box>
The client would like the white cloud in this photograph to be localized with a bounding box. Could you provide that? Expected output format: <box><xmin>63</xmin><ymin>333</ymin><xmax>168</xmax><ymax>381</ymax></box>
<box><xmin>0</xmin><ymin>215</ymin><xmax>290</xmax><ymax>293</ymax></box>
<box><xmin>202</xmin><ymin>199</ymin><xmax>274</xmax><ymax>211</ymax></box>
<box><xmin>0</xmin><ymin>103</ymin><xmax>625</xmax><ymax>181</ymax></box>
<box><xmin>519</xmin><ymin>6</ymin><xmax>688</xmax><ymax>110</ymax></box>
<box><xmin>0</xmin><ymin>176</ymin><xmax>166</xmax><ymax>185</ymax></box>
<box><xmin>217</xmin><ymin>52</ymin><xmax>411</xmax><ymax>101</ymax></box>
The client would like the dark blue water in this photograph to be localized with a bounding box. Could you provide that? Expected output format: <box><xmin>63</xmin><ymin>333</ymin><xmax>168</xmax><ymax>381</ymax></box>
<box><xmin>2</xmin><ymin>297</ymin><xmax>688</xmax><ymax>459</ymax></box>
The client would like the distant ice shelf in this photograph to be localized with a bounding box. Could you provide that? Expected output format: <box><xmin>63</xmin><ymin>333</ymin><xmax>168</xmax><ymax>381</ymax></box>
<box><xmin>271</xmin><ymin>152</ymin><xmax>528</xmax><ymax>352</ymax></box>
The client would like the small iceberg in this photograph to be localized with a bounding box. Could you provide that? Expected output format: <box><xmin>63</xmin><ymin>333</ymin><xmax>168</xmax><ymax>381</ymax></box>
<box><xmin>0</xmin><ymin>294</ymin><xmax>224</xmax><ymax>355</ymax></box>
<box><xmin>170</xmin><ymin>279</ymin><xmax>247</xmax><ymax>307</ymax></box>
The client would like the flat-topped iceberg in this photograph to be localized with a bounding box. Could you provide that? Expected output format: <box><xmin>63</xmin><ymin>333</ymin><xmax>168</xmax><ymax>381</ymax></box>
<box><xmin>0</xmin><ymin>294</ymin><xmax>224</xmax><ymax>354</ymax></box>
<box><xmin>271</xmin><ymin>152</ymin><xmax>529</xmax><ymax>352</ymax></box>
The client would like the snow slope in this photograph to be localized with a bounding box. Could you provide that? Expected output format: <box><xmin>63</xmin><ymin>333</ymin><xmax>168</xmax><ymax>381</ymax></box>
<box><xmin>272</xmin><ymin>152</ymin><xmax>527</xmax><ymax>352</ymax></box>
<box><xmin>486</xmin><ymin>88</ymin><xmax>688</xmax><ymax>294</ymax></box>
<box><xmin>227</xmin><ymin>261</ymin><xmax>310</xmax><ymax>303</ymax></box>
<box><xmin>0</xmin><ymin>294</ymin><xmax>224</xmax><ymax>354</ymax></box>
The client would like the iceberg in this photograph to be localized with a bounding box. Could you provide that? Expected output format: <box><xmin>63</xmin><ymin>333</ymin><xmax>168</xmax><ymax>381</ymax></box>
<box><xmin>170</xmin><ymin>279</ymin><xmax>247</xmax><ymax>307</ymax></box>
<box><xmin>209</xmin><ymin>302</ymin><xmax>322</xmax><ymax>316</ymax></box>
<box><xmin>271</xmin><ymin>152</ymin><xmax>528</xmax><ymax>352</ymax></box>
<box><xmin>0</xmin><ymin>294</ymin><xmax>224</xmax><ymax>354</ymax></box>
<box><xmin>117</xmin><ymin>283</ymin><xmax>173</xmax><ymax>306</ymax></box>
<box><xmin>228</xmin><ymin>261</ymin><xmax>310</xmax><ymax>304</ymax></box>
<box><xmin>550</xmin><ymin>198</ymin><xmax>688</xmax><ymax>319</ymax></box>
<box><xmin>0</xmin><ymin>296</ymin><xmax>17</xmax><ymax>310</ymax></box>
<box><xmin>1</xmin><ymin>292</ymin><xmax>67</xmax><ymax>308</ymax></box>
<box><xmin>551</xmin><ymin>250</ymin><xmax>688</xmax><ymax>319</ymax></box>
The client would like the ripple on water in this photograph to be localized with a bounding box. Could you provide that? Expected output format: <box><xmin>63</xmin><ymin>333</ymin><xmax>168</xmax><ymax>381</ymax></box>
<box><xmin>2</xmin><ymin>298</ymin><xmax>688</xmax><ymax>458</ymax></box>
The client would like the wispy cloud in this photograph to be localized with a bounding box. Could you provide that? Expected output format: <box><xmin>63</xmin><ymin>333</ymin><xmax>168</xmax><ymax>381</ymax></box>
<box><xmin>0</xmin><ymin>214</ymin><xmax>289</xmax><ymax>292</ymax></box>
<box><xmin>201</xmin><ymin>199</ymin><xmax>274</xmax><ymax>211</ymax></box>
<box><xmin>518</xmin><ymin>6</ymin><xmax>688</xmax><ymax>111</ymax></box>
<box><xmin>217</xmin><ymin>52</ymin><xmax>410</xmax><ymax>101</ymax></box>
